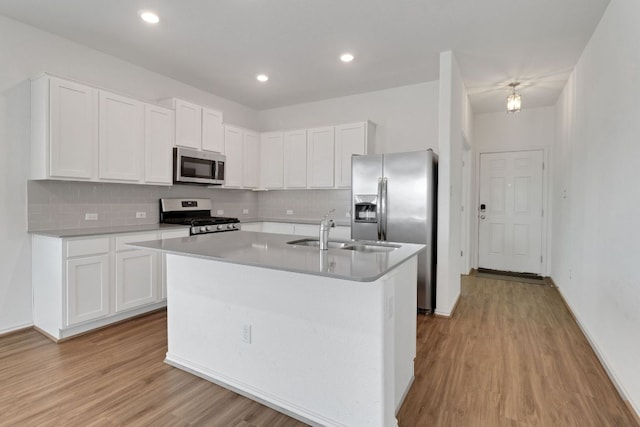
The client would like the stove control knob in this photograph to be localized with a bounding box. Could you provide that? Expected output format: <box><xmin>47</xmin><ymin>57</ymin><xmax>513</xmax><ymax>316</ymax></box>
<box><xmin>205</xmin><ymin>226</ymin><xmax>214</xmax><ymax>231</ymax></box>
<box><xmin>199</xmin><ymin>227</ymin><xmax>207</xmax><ymax>233</ymax></box>
<box><xmin>217</xmin><ymin>225</ymin><xmax>225</xmax><ymax>231</ymax></box>
<box><xmin>227</xmin><ymin>224</ymin><xmax>235</xmax><ymax>230</ymax></box>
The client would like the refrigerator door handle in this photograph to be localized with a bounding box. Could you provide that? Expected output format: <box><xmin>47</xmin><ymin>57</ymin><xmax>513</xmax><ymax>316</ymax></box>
<box><xmin>380</xmin><ymin>177</ymin><xmax>388</xmax><ymax>241</ymax></box>
<box><xmin>376</xmin><ymin>177</ymin><xmax>383</xmax><ymax>240</ymax></box>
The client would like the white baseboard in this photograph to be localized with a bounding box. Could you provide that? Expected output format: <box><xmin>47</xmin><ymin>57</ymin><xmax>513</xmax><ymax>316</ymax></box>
<box><xmin>0</xmin><ymin>322</ymin><xmax>33</xmax><ymax>337</ymax></box>
<box><xmin>435</xmin><ymin>291</ymin><xmax>460</xmax><ymax>318</ymax></box>
<box><xmin>165</xmin><ymin>354</ymin><xmax>343</xmax><ymax>427</ymax></box>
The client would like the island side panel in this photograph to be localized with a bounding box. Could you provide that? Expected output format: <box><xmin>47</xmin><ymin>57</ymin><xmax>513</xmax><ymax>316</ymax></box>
<box><xmin>164</xmin><ymin>253</ymin><xmax>411</xmax><ymax>427</ymax></box>
<box><xmin>393</xmin><ymin>256</ymin><xmax>418</xmax><ymax>411</ymax></box>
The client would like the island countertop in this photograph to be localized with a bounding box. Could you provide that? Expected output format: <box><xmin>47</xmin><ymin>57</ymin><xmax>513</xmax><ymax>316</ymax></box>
<box><xmin>129</xmin><ymin>230</ymin><xmax>425</xmax><ymax>282</ymax></box>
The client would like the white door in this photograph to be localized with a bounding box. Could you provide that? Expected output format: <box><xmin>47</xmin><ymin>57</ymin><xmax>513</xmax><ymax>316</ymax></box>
<box><xmin>284</xmin><ymin>130</ymin><xmax>307</xmax><ymax>188</ymax></box>
<box><xmin>243</xmin><ymin>130</ymin><xmax>260</xmax><ymax>188</ymax></box>
<box><xmin>49</xmin><ymin>78</ymin><xmax>98</xmax><ymax>179</ymax></box>
<box><xmin>175</xmin><ymin>99</ymin><xmax>202</xmax><ymax>149</ymax></box>
<box><xmin>224</xmin><ymin>125</ymin><xmax>244</xmax><ymax>187</ymax></box>
<box><xmin>99</xmin><ymin>91</ymin><xmax>144</xmax><ymax>182</ymax></box>
<box><xmin>144</xmin><ymin>104</ymin><xmax>174</xmax><ymax>185</ymax></box>
<box><xmin>66</xmin><ymin>255</ymin><xmax>110</xmax><ymax>325</ymax></box>
<box><xmin>202</xmin><ymin>107</ymin><xmax>224</xmax><ymax>153</ymax></box>
<box><xmin>307</xmin><ymin>126</ymin><xmax>335</xmax><ymax>188</ymax></box>
<box><xmin>478</xmin><ymin>150</ymin><xmax>544</xmax><ymax>274</ymax></box>
<box><xmin>115</xmin><ymin>250</ymin><xmax>158</xmax><ymax>312</ymax></box>
<box><xmin>334</xmin><ymin>122</ymin><xmax>366</xmax><ymax>188</ymax></box>
<box><xmin>260</xmin><ymin>132</ymin><xmax>284</xmax><ymax>189</ymax></box>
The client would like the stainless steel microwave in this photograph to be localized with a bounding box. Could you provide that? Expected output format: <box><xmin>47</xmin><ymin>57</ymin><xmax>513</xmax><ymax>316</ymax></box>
<box><xmin>173</xmin><ymin>147</ymin><xmax>225</xmax><ymax>185</ymax></box>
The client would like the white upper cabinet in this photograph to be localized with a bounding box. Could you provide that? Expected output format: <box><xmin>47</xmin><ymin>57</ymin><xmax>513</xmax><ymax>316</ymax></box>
<box><xmin>260</xmin><ymin>132</ymin><xmax>284</xmax><ymax>189</ymax></box>
<box><xmin>144</xmin><ymin>104</ymin><xmax>174</xmax><ymax>185</ymax></box>
<box><xmin>243</xmin><ymin>130</ymin><xmax>260</xmax><ymax>189</ymax></box>
<box><xmin>334</xmin><ymin>121</ymin><xmax>375</xmax><ymax>188</ymax></box>
<box><xmin>307</xmin><ymin>126</ymin><xmax>335</xmax><ymax>188</ymax></box>
<box><xmin>224</xmin><ymin>124</ymin><xmax>244</xmax><ymax>188</ymax></box>
<box><xmin>283</xmin><ymin>129</ymin><xmax>308</xmax><ymax>188</ymax></box>
<box><xmin>174</xmin><ymin>99</ymin><xmax>202</xmax><ymax>150</ymax></box>
<box><xmin>202</xmin><ymin>107</ymin><xmax>224</xmax><ymax>153</ymax></box>
<box><xmin>31</xmin><ymin>75</ymin><xmax>98</xmax><ymax>180</ymax></box>
<box><xmin>98</xmin><ymin>90</ymin><xmax>145</xmax><ymax>182</ymax></box>
<box><xmin>170</xmin><ymin>98</ymin><xmax>224</xmax><ymax>153</ymax></box>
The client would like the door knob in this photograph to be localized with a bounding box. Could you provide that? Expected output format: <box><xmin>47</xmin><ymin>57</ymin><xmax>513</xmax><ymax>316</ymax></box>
<box><xmin>480</xmin><ymin>215</ymin><xmax>486</xmax><ymax>220</ymax></box>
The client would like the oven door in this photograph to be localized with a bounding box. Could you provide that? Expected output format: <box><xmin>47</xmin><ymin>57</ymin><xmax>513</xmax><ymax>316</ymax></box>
<box><xmin>174</xmin><ymin>147</ymin><xmax>225</xmax><ymax>185</ymax></box>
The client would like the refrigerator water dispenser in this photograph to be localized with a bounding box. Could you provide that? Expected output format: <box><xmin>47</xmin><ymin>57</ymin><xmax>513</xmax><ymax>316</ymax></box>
<box><xmin>354</xmin><ymin>195</ymin><xmax>378</xmax><ymax>222</ymax></box>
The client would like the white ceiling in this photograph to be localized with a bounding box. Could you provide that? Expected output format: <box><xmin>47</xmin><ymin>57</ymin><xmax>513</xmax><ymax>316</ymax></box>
<box><xmin>0</xmin><ymin>0</ymin><xmax>609</xmax><ymax>113</ymax></box>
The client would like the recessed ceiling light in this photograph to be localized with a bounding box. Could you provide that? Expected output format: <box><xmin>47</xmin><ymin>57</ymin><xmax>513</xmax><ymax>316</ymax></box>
<box><xmin>139</xmin><ymin>10</ymin><xmax>160</xmax><ymax>24</ymax></box>
<box><xmin>340</xmin><ymin>53</ymin><xmax>354</xmax><ymax>63</ymax></box>
<box><xmin>256</xmin><ymin>74</ymin><xmax>269</xmax><ymax>82</ymax></box>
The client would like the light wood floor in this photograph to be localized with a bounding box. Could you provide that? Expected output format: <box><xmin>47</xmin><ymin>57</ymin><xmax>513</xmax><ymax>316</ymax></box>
<box><xmin>1</xmin><ymin>276</ymin><xmax>637</xmax><ymax>426</ymax></box>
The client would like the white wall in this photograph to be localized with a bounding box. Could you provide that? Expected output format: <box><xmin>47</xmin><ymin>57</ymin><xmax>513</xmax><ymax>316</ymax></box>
<box><xmin>474</xmin><ymin>107</ymin><xmax>555</xmax><ymax>152</ymax></box>
<box><xmin>258</xmin><ymin>82</ymin><xmax>440</xmax><ymax>154</ymax></box>
<box><xmin>0</xmin><ymin>15</ymin><xmax>260</xmax><ymax>333</ymax></box>
<box><xmin>553</xmin><ymin>0</ymin><xmax>640</xmax><ymax>415</ymax></box>
<box><xmin>472</xmin><ymin>107</ymin><xmax>555</xmax><ymax>273</ymax></box>
<box><xmin>435</xmin><ymin>51</ymin><xmax>472</xmax><ymax>316</ymax></box>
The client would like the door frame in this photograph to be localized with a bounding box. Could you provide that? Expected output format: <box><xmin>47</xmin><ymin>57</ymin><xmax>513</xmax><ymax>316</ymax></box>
<box><xmin>472</xmin><ymin>146</ymin><xmax>550</xmax><ymax>275</ymax></box>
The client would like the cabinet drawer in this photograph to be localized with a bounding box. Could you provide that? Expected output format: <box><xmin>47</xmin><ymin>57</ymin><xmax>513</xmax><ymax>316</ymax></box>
<box><xmin>66</xmin><ymin>238</ymin><xmax>110</xmax><ymax>258</ymax></box>
<box><xmin>116</xmin><ymin>233</ymin><xmax>159</xmax><ymax>252</ymax></box>
<box><xmin>160</xmin><ymin>229</ymin><xmax>190</xmax><ymax>240</ymax></box>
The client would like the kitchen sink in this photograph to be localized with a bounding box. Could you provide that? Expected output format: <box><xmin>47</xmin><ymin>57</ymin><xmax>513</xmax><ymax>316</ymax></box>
<box><xmin>340</xmin><ymin>242</ymin><xmax>400</xmax><ymax>253</ymax></box>
<box><xmin>287</xmin><ymin>238</ymin><xmax>399</xmax><ymax>252</ymax></box>
<box><xmin>286</xmin><ymin>238</ymin><xmax>351</xmax><ymax>249</ymax></box>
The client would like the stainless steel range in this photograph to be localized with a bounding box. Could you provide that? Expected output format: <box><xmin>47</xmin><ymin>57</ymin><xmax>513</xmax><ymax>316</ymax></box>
<box><xmin>160</xmin><ymin>198</ymin><xmax>240</xmax><ymax>235</ymax></box>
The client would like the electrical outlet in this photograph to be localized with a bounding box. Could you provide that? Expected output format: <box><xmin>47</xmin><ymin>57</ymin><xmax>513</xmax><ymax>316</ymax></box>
<box><xmin>243</xmin><ymin>209</ymin><xmax>249</xmax><ymax>214</ymax></box>
<box><xmin>242</xmin><ymin>324</ymin><xmax>252</xmax><ymax>344</ymax></box>
<box><xmin>85</xmin><ymin>213</ymin><xmax>98</xmax><ymax>221</ymax></box>
<box><xmin>136</xmin><ymin>212</ymin><xmax>146</xmax><ymax>219</ymax></box>
<box><xmin>217</xmin><ymin>209</ymin><xmax>224</xmax><ymax>215</ymax></box>
<box><xmin>286</xmin><ymin>209</ymin><xmax>293</xmax><ymax>215</ymax></box>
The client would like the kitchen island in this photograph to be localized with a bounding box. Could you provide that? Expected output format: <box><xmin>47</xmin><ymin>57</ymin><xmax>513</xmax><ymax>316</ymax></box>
<box><xmin>131</xmin><ymin>231</ymin><xmax>425</xmax><ymax>427</ymax></box>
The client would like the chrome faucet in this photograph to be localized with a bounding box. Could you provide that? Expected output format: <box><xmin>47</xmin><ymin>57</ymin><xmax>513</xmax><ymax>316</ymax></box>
<box><xmin>319</xmin><ymin>209</ymin><xmax>336</xmax><ymax>250</ymax></box>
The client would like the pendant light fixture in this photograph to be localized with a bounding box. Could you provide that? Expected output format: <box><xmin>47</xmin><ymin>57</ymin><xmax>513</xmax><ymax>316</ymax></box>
<box><xmin>507</xmin><ymin>82</ymin><xmax>521</xmax><ymax>113</ymax></box>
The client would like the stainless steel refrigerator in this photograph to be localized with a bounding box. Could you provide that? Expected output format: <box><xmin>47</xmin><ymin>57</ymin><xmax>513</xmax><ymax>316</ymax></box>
<box><xmin>351</xmin><ymin>150</ymin><xmax>438</xmax><ymax>313</ymax></box>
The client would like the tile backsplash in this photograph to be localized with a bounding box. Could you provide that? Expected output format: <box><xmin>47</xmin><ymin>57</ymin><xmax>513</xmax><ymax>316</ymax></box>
<box><xmin>27</xmin><ymin>181</ymin><xmax>258</xmax><ymax>231</ymax></box>
<box><xmin>257</xmin><ymin>189</ymin><xmax>351</xmax><ymax>224</ymax></box>
<box><xmin>27</xmin><ymin>181</ymin><xmax>352</xmax><ymax>231</ymax></box>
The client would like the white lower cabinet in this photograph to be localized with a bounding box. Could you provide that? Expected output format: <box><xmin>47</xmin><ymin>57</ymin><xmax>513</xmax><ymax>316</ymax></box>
<box><xmin>115</xmin><ymin>248</ymin><xmax>158</xmax><ymax>313</ymax></box>
<box><xmin>66</xmin><ymin>254</ymin><xmax>110</xmax><ymax>325</ymax></box>
<box><xmin>32</xmin><ymin>228</ymin><xmax>188</xmax><ymax>341</ymax></box>
<box><xmin>242</xmin><ymin>222</ymin><xmax>351</xmax><ymax>239</ymax></box>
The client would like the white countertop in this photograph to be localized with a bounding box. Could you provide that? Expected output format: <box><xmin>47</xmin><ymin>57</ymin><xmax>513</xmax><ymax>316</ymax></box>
<box><xmin>129</xmin><ymin>231</ymin><xmax>425</xmax><ymax>282</ymax></box>
<box><xmin>29</xmin><ymin>223</ymin><xmax>190</xmax><ymax>238</ymax></box>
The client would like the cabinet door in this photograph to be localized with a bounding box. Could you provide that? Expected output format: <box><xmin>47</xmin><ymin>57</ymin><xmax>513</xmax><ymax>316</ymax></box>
<box><xmin>293</xmin><ymin>224</ymin><xmax>319</xmax><ymax>237</ymax></box>
<box><xmin>240</xmin><ymin>223</ymin><xmax>263</xmax><ymax>232</ymax></box>
<box><xmin>243</xmin><ymin>130</ymin><xmax>260</xmax><ymax>189</ymax></box>
<box><xmin>175</xmin><ymin>99</ymin><xmax>202</xmax><ymax>149</ymax></box>
<box><xmin>224</xmin><ymin>125</ymin><xmax>243</xmax><ymax>188</ymax></box>
<box><xmin>260</xmin><ymin>132</ymin><xmax>284</xmax><ymax>189</ymax></box>
<box><xmin>202</xmin><ymin>108</ymin><xmax>224</xmax><ymax>153</ymax></box>
<box><xmin>283</xmin><ymin>130</ymin><xmax>307</xmax><ymax>188</ymax></box>
<box><xmin>145</xmin><ymin>104</ymin><xmax>174</xmax><ymax>185</ymax></box>
<box><xmin>49</xmin><ymin>78</ymin><xmax>98</xmax><ymax>179</ymax></box>
<box><xmin>261</xmin><ymin>222</ymin><xmax>295</xmax><ymax>234</ymax></box>
<box><xmin>99</xmin><ymin>91</ymin><xmax>144</xmax><ymax>182</ymax></box>
<box><xmin>307</xmin><ymin>126</ymin><xmax>335</xmax><ymax>188</ymax></box>
<box><xmin>66</xmin><ymin>255</ymin><xmax>110</xmax><ymax>325</ymax></box>
<box><xmin>115</xmin><ymin>250</ymin><xmax>158</xmax><ymax>312</ymax></box>
<box><xmin>334</xmin><ymin>122</ymin><xmax>366</xmax><ymax>188</ymax></box>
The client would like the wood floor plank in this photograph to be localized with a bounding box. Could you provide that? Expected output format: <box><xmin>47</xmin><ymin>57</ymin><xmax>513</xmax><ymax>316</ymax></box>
<box><xmin>0</xmin><ymin>274</ymin><xmax>637</xmax><ymax>426</ymax></box>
